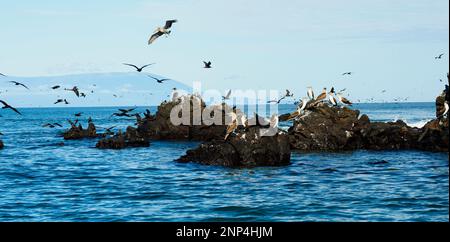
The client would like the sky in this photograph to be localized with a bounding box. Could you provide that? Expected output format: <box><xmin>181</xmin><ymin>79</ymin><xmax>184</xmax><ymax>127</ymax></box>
<box><xmin>0</xmin><ymin>0</ymin><xmax>449</xmax><ymax>106</ymax></box>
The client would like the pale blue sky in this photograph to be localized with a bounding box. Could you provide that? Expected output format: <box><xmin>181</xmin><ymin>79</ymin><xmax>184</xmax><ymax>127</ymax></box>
<box><xmin>0</xmin><ymin>0</ymin><xmax>449</xmax><ymax>104</ymax></box>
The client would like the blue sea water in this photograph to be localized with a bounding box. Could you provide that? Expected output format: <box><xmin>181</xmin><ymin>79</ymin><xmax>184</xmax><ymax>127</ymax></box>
<box><xmin>0</xmin><ymin>102</ymin><xmax>448</xmax><ymax>221</ymax></box>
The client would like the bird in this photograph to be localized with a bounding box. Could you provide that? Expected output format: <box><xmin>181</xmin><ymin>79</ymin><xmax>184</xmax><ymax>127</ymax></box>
<box><xmin>381</xmin><ymin>90</ymin><xmax>387</xmax><ymax>93</ymax></box>
<box><xmin>51</xmin><ymin>85</ymin><xmax>61</xmax><ymax>90</ymax></box>
<box><xmin>267</xmin><ymin>96</ymin><xmax>286</xmax><ymax>104</ymax></box>
<box><xmin>285</xmin><ymin>89</ymin><xmax>294</xmax><ymax>97</ymax></box>
<box><xmin>224</xmin><ymin>112</ymin><xmax>238</xmax><ymax>140</ymax></box>
<box><xmin>307</xmin><ymin>87</ymin><xmax>315</xmax><ymax>100</ymax></box>
<box><xmin>441</xmin><ymin>101</ymin><xmax>449</xmax><ymax>118</ymax></box>
<box><xmin>118</xmin><ymin>108</ymin><xmax>136</xmax><ymax>114</ymax></box>
<box><xmin>74</xmin><ymin>112</ymin><xmax>83</xmax><ymax>117</ymax></box>
<box><xmin>0</xmin><ymin>73</ymin><xmax>6</xmax><ymax>77</ymax></box>
<box><xmin>435</xmin><ymin>53</ymin><xmax>445</xmax><ymax>59</ymax></box>
<box><xmin>148</xmin><ymin>20</ymin><xmax>178</xmax><ymax>44</ymax></box>
<box><xmin>222</xmin><ymin>90</ymin><xmax>232</xmax><ymax>101</ymax></box>
<box><xmin>314</xmin><ymin>88</ymin><xmax>327</xmax><ymax>103</ymax></box>
<box><xmin>148</xmin><ymin>75</ymin><xmax>170</xmax><ymax>83</ymax></box>
<box><xmin>123</xmin><ymin>63</ymin><xmax>155</xmax><ymax>72</ymax></box>
<box><xmin>80</xmin><ymin>93</ymin><xmax>87</xmax><ymax>98</ymax></box>
<box><xmin>269</xmin><ymin>114</ymin><xmax>279</xmax><ymax>129</ymax></box>
<box><xmin>329</xmin><ymin>92</ymin><xmax>338</xmax><ymax>106</ymax></box>
<box><xmin>54</xmin><ymin>99</ymin><xmax>69</xmax><ymax>105</ymax></box>
<box><xmin>42</xmin><ymin>123</ymin><xmax>63</xmax><ymax>128</ymax></box>
<box><xmin>342</xmin><ymin>72</ymin><xmax>353</xmax><ymax>76</ymax></box>
<box><xmin>203</xmin><ymin>61</ymin><xmax>212</xmax><ymax>69</ymax></box>
<box><xmin>337</xmin><ymin>93</ymin><xmax>353</xmax><ymax>106</ymax></box>
<box><xmin>0</xmin><ymin>100</ymin><xmax>21</xmax><ymax>115</ymax></box>
<box><xmin>287</xmin><ymin>98</ymin><xmax>308</xmax><ymax>120</ymax></box>
<box><xmin>9</xmin><ymin>81</ymin><xmax>29</xmax><ymax>90</ymax></box>
<box><xmin>65</xmin><ymin>86</ymin><xmax>80</xmax><ymax>97</ymax></box>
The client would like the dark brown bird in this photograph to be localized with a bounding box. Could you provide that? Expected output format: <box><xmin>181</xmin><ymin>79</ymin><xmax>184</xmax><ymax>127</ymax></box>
<box><xmin>65</xmin><ymin>86</ymin><xmax>80</xmax><ymax>97</ymax></box>
<box><xmin>0</xmin><ymin>73</ymin><xmax>6</xmax><ymax>77</ymax></box>
<box><xmin>203</xmin><ymin>61</ymin><xmax>212</xmax><ymax>68</ymax></box>
<box><xmin>51</xmin><ymin>85</ymin><xmax>61</xmax><ymax>90</ymax></box>
<box><xmin>0</xmin><ymin>100</ymin><xmax>21</xmax><ymax>115</ymax></box>
<box><xmin>74</xmin><ymin>112</ymin><xmax>83</xmax><ymax>117</ymax></box>
<box><xmin>435</xmin><ymin>53</ymin><xmax>444</xmax><ymax>59</ymax></box>
<box><xmin>123</xmin><ymin>63</ymin><xmax>155</xmax><ymax>72</ymax></box>
<box><xmin>9</xmin><ymin>81</ymin><xmax>29</xmax><ymax>90</ymax></box>
<box><xmin>42</xmin><ymin>123</ymin><xmax>63</xmax><ymax>128</ymax></box>
<box><xmin>342</xmin><ymin>72</ymin><xmax>353</xmax><ymax>76</ymax></box>
<box><xmin>148</xmin><ymin>75</ymin><xmax>171</xmax><ymax>83</ymax></box>
<box><xmin>54</xmin><ymin>99</ymin><xmax>69</xmax><ymax>105</ymax></box>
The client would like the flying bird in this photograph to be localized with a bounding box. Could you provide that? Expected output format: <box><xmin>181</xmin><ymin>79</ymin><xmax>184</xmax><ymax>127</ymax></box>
<box><xmin>0</xmin><ymin>73</ymin><xmax>6</xmax><ymax>77</ymax></box>
<box><xmin>51</xmin><ymin>85</ymin><xmax>61</xmax><ymax>90</ymax></box>
<box><xmin>65</xmin><ymin>86</ymin><xmax>80</xmax><ymax>97</ymax></box>
<box><xmin>148</xmin><ymin>75</ymin><xmax>170</xmax><ymax>83</ymax></box>
<box><xmin>0</xmin><ymin>100</ymin><xmax>21</xmax><ymax>115</ymax></box>
<box><xmin>74</xmin><ymin>112</ymin><xmax>83</xmax><ymax>117</ymax></box>
<box><xmin>123</xmin><ymin>63</ymin><xmax>155</xmax><ymax>72</ymax></box>
<box><xmin>342</xmin><ymin>72</ymin><xmax>353</xmax><ymax>76</ymax></box>
<box><xmin>54</xmin><ymin>99</ymin><xmax>69</xmax><ymax>105</ymax></box>
<box><xmin>435</xmin><ymin>53</ymin><xmax>445</xmax><ymax>59</ymax></box>
<box><xmin>148</xmin><ymin>20</ymin><xmax>178</xmax><ymax>44</ymax></box>
<box><xmin>267</xmin><ymin>96</ymin><xmax>286</xmax><ymax>104</ymax></box>
<box><xmin>42</xmin><ymin>123</ymin><xmax>63</xmax><ymax>128</ymax></box>
<box><xmin>222</xmin><ymin>90</ymin><xmax>232</xmax><ymax>101</ymax></box>
<box><xmin>285</xmin><ymin>89</ymin><xmax>294</xmax><ymax>97</ymax></box>
<box><xmin>203</xmin><ymin>61</ymin><xmax>212</xmax><ymax>69</ymax></box>
<box><xmin>9</xmin><ymin>81</ymin><xmax>29</xmax><ymax>90</ymax></box>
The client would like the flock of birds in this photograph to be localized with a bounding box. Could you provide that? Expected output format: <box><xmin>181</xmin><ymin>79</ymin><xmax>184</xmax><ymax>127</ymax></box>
<box><xmin>0</xmin><ymin>19</ymin><xmax>448</xmax><ymax>140</ymax></box>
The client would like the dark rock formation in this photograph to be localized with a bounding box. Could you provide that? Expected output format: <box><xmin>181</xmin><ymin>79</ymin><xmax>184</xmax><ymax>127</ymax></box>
<box><xmin>96</xmin><ymin>126</ymin><xmax>150</xmax><ymax>149</ymax></box>
<box><xmin>288</xmin><ymin>100</ymin><xmax>448</xmax><ymax>152</ymax></box>
<box><xmin>63</xmin><ymin>122</ymin><xmax>98</xmax><ymax>140</ymax></box>
<box><xmin>137</xmin><ymin>96</ymin><xmax>228</xmax><ymax>141</ymax></box>
<box><xmin>177</xmin><ymin>126</ymin><xmax>291</xmax><ymax>167</ymax></box>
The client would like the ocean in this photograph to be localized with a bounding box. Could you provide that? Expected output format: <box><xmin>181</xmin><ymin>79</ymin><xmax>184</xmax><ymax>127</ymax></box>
<box><xmin>0</xmin><ymin>102</ymin><xmax>448</xmax><ymax>221</ymax></box>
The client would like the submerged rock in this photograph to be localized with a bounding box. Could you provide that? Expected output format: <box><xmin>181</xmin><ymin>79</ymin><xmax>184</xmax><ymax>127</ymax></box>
<box><xmin>177</xmin><ymin>126</ymin><xmax>291</xmax><ymax>167</ymax></box>
<box><xmin>96</xmin><ymin>127</ymin><xmax>150</xmax><ymax>149</ymax></box>
<box><xmin>63</xmin><ymin>122</ymin><xmax>99</xmax><ymax>140</ymax></box>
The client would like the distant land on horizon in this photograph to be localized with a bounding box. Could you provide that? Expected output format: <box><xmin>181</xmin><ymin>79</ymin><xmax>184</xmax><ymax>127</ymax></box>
<box><xmin>0</xmin><ymin>72</ymin><xmax>192</xmax><ymax>108</ymax></box>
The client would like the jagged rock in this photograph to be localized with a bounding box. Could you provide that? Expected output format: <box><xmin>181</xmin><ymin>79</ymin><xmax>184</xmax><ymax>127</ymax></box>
<box><xmin>63</xmin><ymin>122</ymin><xmax>99</xmax><ymax>140</ymax></box>
<box><xmin>96</xmin><ymin>127</ymin><xmax>150</xmax><ymax>149</ymax></box>
<box><xmin>137</xmin><ymin>96</ymin><xmax>230</xmax><ymax>141</ymax></box>
<box><xmin>288</xmin><ymin>103</ymin><xmax>362</xmax><ymax>151</ymax></box>
<box><xmin>288</xmin><ymin>101</ymin><xmax>448</xmax><ymax>152</ymax></box>
<box><xmin>177</xmin><ymin>126</ymin><xmax>291</xmax><ymax>167</ymax></box>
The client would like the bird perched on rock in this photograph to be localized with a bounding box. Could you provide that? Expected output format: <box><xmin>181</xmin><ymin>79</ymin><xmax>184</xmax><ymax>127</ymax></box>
<box><xmin>224</xmin><ymin>112</ymin><xmax>238</xmax><ymax>140</ymax></box>
<box><xmin>307</xmin><ymin>87</ymin><xmax>315</xmax><ymax>100</ymax></box>
<box><xmin>314</xmin><ymin>88</ymin><xmax>327</xmax><ymax>103</ymax></box>
<box><xmin>286</xmin><ymin>98</ymin><xmax>308</xmax><ymax>121</ymax></box>
<box><xmin>148</xmin><ymin>20</ymin><xmax>178</xmax><ymax>44</ymax></box>
<box><xmin>0</xmin><ymin>100</ymin><xmax>21</xmax><ymax>115</ymax></box>
<box><xmin>337</xmin><ymin>93</ymin><xmax>353</xmax><ymax>106</ymax></box>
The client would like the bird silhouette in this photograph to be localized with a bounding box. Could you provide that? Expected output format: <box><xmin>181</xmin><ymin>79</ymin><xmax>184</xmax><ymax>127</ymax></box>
<box><xmin>51</xmin><ymin>85</ymin><xmax>61</xmax><ymax>90</ymax></box>
<box><xmin>148</xmin><ymin>75</ymin><xmax>171</xmax><ymax>83</ymax></box>
<box><xmin>0</xmin><ymin>100</ymin><xmax>21</xmax><ymax>115</ymax></box>
<box><xmin>203</xmin><ymin>61</ymin><xmax>212</xmax><ymax>68</ymax></box>
<box><xmin>148</xmin><ymin>20</ymin><xmax>178</xmax><ymax>44</ymax></box>
<box><xmin>9</xmin><ymin>81</ymin><xmax>29</xmax><ymax>90</ymax></box>
<box><xmin>123</xmin><ymin>63</ymin><xmax>155</xmax><ymax>72</ymax></box>
<box><xmin>435</xmin><ymin>53</ymin><xmax>445</xmax><ymax>59</ymax></box>
<box><xmin>65</xmin><ymin>86</ymin><xmax>80</xmax><ymax>97</ymax></box>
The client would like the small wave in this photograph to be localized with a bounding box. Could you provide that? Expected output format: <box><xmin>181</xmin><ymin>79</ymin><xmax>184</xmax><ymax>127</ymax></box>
<box><xmin>392</xmin><ymin>118</ymin><xmax>431</xmax><ymax>128</ymax></box>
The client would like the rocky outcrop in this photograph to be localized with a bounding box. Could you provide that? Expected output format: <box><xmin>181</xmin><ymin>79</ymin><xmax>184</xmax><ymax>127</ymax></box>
<box><xmin>137</xmin><ymin>96</ymin><xmax>228</xmax><ymax>141</ymax></box>
<box><xmin>96</xmin><ymin>126</ymin><xmax>150</xmax><ymax>149</ymax></box>
<box><xmin>63</xmin><ymin>122</ymin><xmax>98</xmax><ymax>140</ymax></box>
<box><xmin>177</xmin><ymin>126</ymin><xmax>291</xmax><ymax>167</ymax></box>
<box><xmin>288</xmin><ymin>101</ymin><xmax>448</xmax><ymax>152</ymax></box>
